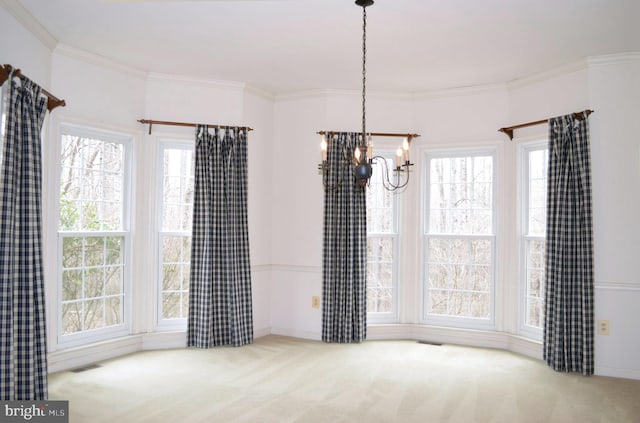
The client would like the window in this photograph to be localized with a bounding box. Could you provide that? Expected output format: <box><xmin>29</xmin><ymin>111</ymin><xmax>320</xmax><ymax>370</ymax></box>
<box><xmin>423</xmin><ymin>150</ymin><xmax>495</xmax><ymax>327</ymax></box>
<box><xmin>58</xmin><ymin>124</ymin><xmax>132</xmax><ymax>345</ymax></box>
<box><xmin>366</xmin><ymin>153</ymin><xmax>399</xmax><ymax>322</ymax></box>
<box><xmin>157</xmin><ymin>141</ymin><xmax>194</xmax><ymax>326</ymax></box>
<box><xmin>520</xmin><ymin>143</ymin><xmax>548</xmax><ymax>337</ymax></box>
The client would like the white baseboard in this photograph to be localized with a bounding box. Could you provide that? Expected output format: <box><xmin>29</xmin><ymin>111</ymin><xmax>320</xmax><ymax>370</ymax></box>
<box><xmin>49</xmin><ymin>326</ymin><xmax>276</xmax><ymax>373</ymax></box>
<box><xmin>270</xmin><ymin>326</ymin><xmax>321</xmax><ymax>341</ymax></box>
<box><xmin>142</xmin><ymin>331</ymin><xmax>187</xmax><ymax>350</ymax></box>
<box><xmin>48</xmin><ymin>335</ymin><xmax>142</xmax><ymax>374</ymax></box>
<box><xmin>51</xmin><ymin>325</ymin><xmax>636</xmax><ymax>380</ymax></box>
<box><xmin>595</xmin><ymin>365</ymin><xmax>640</xmax><ymax>380</ymax></box>
<box><xmin>368</xmin><ymin>324</ymin><xmax>543</xmax><ymax>360</ymax></box>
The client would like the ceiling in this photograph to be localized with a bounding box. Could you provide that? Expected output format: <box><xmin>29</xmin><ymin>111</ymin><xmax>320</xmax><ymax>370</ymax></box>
<box><xmin>15</xmin><ymin>0</ymin><xmax>640</xmax><ymax>95</ymax></box>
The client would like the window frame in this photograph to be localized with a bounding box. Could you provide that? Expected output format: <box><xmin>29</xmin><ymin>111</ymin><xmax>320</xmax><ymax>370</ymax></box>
<box><xmin>518</xmin><ymin>140</ymin><xmax>548</xmax><ymax>340</ymax></box>
<box><xmin>155</xmin><ymin>138</ymin><xmax>195</xmax><ymax>330</ymax></box>
<box><xmin>366</xmin><ymin>149</ymin><xmax>401</xmax><ymax>324</ymax></box>
<box><xmin>422</xmin><ymin>147</ymin><xmax>497</xmax><ymax>330</ymax></box>
<box><xmin>56</xmin><ymin>123</ymin><xmax>133</xmax><ymax>348</ymax></box>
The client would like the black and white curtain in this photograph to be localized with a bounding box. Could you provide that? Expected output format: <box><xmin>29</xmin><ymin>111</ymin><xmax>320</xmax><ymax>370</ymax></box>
<box><xmin>322</xmin><ymin>132</ymin><xmax>367</xmax><ymax>343</ymax></box>
<box><xmin>0</xmin><ymin>76</ymin><xmax>48</xmax><ymax>399</ymax></box>
<box><xmin>187</xmin><ymin>126</ymin><xmax>253</xmax><ymax>348</ymax></box>
<box><xmin>543</xmin><ymin>112</ymin><xmax>594</xmax><ymax>375</ymax></box>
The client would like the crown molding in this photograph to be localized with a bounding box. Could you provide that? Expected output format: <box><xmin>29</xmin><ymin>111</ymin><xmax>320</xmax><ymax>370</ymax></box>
<box><xmin>147</xmin><ymin>72</ymin><xmax>246</xmax><ymax>91</ymax></box>
<box><xmin>275</xmin><ymin>88</ymin><xmax>415</xmax><ymax>102</ymax></box>
<box><xmin>507</xmin><ymin>59</ymin><xmax>588</xmax><ymax>90</ymax></box>
<box><xmin>0</xmin><ymin>0</ymin><xmax>57</xmax><ymax>51</ymax></box>
<box><xmin>412</xmin><ymin>83</ymin><xmax>508</xmax><ymax>100</ymax></box>
<box><xmin>244</xmin><ymin>84</ymin><xmax>276</xmax><ymax>101</ymax></box>
<box><xmin>54</xmin><ymin>43</ymin><xmax>148</xmax><ymax>80</ymax></box>
<box><xmin>586</xmin><ymin>52</ymin><xmax>640</xmax><ymax>67</ymax></box>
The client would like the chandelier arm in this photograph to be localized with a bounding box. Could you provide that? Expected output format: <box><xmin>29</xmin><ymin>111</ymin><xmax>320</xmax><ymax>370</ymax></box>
<box><xmin>371</xmin><ymin>155</ymin><xmax>411</xmax><ymax>191</ymax></box>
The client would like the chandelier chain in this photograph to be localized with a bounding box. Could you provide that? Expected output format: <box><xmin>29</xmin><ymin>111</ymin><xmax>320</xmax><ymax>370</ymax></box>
<box><xmin>361</xmin><ymin>6</ymin><xmax>367</xmax><ymax>143</ymax></box>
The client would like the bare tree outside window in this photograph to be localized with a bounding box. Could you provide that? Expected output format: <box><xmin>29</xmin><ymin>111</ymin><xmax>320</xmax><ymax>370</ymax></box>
<box><xmin>59</xmin><ymin>131</ymin><xmax>127</xmax><ymax>336</ymax></box>
<box><xmin>366</xmin><ymin>155</ymin><xmax>398</xmax><ymax>316</ymax></box>
<box><xmin>523</xmin><ymin>147</ymin><xmax>547</xmax><ymax>330</ymax></box>
<box><xmin>159</xmin><ymin>147</ymin><xmax>194</xmax><ymax>321</ymax></box>
<box><xmin>425</xmin><ymin>153</ymin><xmax>494</xmax><ymax>321</ymax></box>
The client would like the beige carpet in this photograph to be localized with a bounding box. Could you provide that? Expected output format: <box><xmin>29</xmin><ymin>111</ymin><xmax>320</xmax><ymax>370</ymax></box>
<box><xmin>49</xmin><ymin>335</ymin><xmax>640</xmax><ymax>422</ymax></box>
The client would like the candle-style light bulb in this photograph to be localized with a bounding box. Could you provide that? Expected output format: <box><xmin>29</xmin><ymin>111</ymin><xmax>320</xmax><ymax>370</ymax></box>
<box><xmin>402</xmin><ymin>137</ymin><xmax>410</xmax><ymax>163</ymax></box>
<box><xmin>396</xmin><ymin>148</ymin><xmax>403</xmax><ymax>169</ymax></box>
<box><xmin>367</xmin><ymin>135</ymin><xmax>373</xmax><ymax>161</ymax></box>
<box><xmin>320</xmin><ymin>135</ymin><xmax>327</xmax><ymax>162</ymax></box>
<box><xmin>354</xmin><ymin>146</ymin><xmax>361</xmax><ymax>163</ymax></box>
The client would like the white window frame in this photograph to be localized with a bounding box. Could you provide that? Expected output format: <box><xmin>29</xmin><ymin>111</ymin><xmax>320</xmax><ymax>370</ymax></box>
<box><xmin>422</xmin><ymin>148</ymin><xmax>497</xmax><ymax>330</ymax></box>
<box><xmin>56</xmin><ymin>123</ymin><xmax>133</xmax><ymax>348</ymax></box>
<box><xmin>518</xmin><ymin>140</ymin><xmax>547</xmax><ymax>340</ymax></box>
<box><xmin>367</xmin><ymin>150</ymin><xmax>400</xmax><ymax>323</ymax></box>
<box><xmin>156</xmin><ymin>138</ymin><xmax>194</xmax><ymax>330</ymax></box>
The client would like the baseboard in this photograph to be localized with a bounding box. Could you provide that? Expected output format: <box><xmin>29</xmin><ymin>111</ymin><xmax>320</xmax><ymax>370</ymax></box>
<box><xmin>48</xmin><ymin>335</ymin><xmax>142</xmax><ymax>374</ymax></box>
<box><xmin>254</xmin><ymin>326</ymin><xmax>272</xmax><ymax>339</ymax></box>
<box><xmin>368</xmin><ymin>324</ymin><xmax>543</xmax><ymax>361</ymax></box>
<box><xmin>49</xmin><ymin>327</ymin><xmax>274</xmax><ymax>373</ymax></box>
<box><xmin>595</xmin><ymin>365</ymin><xmax>640</xmax><ymax>380</ymax></box>
<box><xmin>270</xmin><ymin>326</ymin><xmax>321</xmax><ymax>341</ymax></box>
<box><xmin>51</xmin><ymin>325</ymin><xmax>634</xmax><ymax>380</ymax></box>
<box><xmin>142</xmin><ymin>331</ymin><xmax>187</xmax><ymax>350</ymax></box>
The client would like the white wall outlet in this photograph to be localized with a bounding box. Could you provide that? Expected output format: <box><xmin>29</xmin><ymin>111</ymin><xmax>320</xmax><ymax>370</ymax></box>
<box><xmin>311</xmin><ymin>296</ymin><xmax>321</xmax><ymax>309</ymax></box>
<box><xmin>598</xmin><ymin>320</ymin><xmax>610</xmax><ymax>336</ymax></box>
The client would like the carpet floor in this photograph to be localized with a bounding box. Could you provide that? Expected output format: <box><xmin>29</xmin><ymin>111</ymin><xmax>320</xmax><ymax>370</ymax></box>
<box><xmin>48</xmin><ymin>335</ymin><xmax>640</xmax><ymax>422</ymax></box>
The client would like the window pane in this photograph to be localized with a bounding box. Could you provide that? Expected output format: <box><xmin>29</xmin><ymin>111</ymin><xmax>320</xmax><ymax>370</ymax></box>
<box><xmin>367</xmin><ymin>236</ymin><xmax>394</xmax><ymax>313</ymax></box>
<box><xmin>366</xmin><ymin>157</ymin><xmax>395</xmax><ymax>233</ymax></box>
<box><xmin>162</xmin><ymin>149</ymin><xmax>195</xmax><ymax>232</ymax></box>
<box><xmin>84</xmin><ymin>299</ymin><xmax>105</xmax><ymax>330</ymax></box>
<box><xmin>429</xmin><ymin>155</ymin><xmax>493</xmax><ymax>235</ymax></box>
<box><xmin>59</xmin><ymin>134</ymin><xmax>125</xmax><ymax>231</ymax></box>
<box><xmin>105</xmin><ymin>297</ymin><xmax>122</xmax><ymax>327</ymax></box>
<box><xmin>61</xmin><ymin>235</ymin><xmax>125</xmax><ymax>334</ymax></box>
<box><xmin>366</xmin><ymin>152</ymin><xmax>398</xmax><ymax>319</ymax></box>
<box><xmin>522</xmin><ymin>146</ymin><xmax>548</xmax><ymax>332</ymax></box>
<box><xmin>159</xmin><ymin>145</ymin><xmax>194</xmax><ymax>322</ymax></box>
<box><xmin>525</xmin><ymin>239</ymin><xmax>546</xmax><ymax>329</ymax></box>
<box><xmin>163</xmin><ymin>293</ymin><xmax>181</xmax><ymax>319</ymax></box>
<box><xmin>528</xmin><ymin>149</ymin><xmax>548</xmax><ymax>237</ymax></box>
<box><xmin>425</xmin><ymin>151</ymin><xmax>494</xmax><ymax>323</ymax></box>
<box><xmin>62</xmin><ymin>303</ymin><xmax>82</xmax><ymax>335</ymax></box>
<box><xmin>62</xmin><ymin>270</ymin><xmax>82</xmax><ymax>301</ymax></box>
<box><xmin>58</xmin><ymin>126</ymin><xmax>130</xmax><ymax>343</ymax></box>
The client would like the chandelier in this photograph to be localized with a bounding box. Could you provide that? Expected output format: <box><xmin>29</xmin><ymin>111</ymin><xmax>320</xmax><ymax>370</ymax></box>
<box><xmin>318</xmin><ymin>0</ymin><xmax>418</xmax><ymax>192</ymax></box>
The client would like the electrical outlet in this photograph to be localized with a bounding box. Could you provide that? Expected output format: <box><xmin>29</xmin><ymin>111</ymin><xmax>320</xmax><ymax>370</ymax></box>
<box><xmin>312</xmin><ymin>296</ymin><xmax>321</xmax><ymax>309</ymax></box>
<box><xmin>598</xmin><ymin>320</ymin><xmax>610</xmax><ymax>336</ymax></box>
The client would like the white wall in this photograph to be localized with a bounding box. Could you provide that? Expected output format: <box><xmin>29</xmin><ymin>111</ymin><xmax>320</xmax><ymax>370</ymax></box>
<box><xmin>587</xmin><ymin>56</ymin><xmax>640</xmax><ymax>379</ymax></box>
<box><xmin>243</xmin><ymin>88</ymin><xmax>276</xmax><ymax>335</ymax></box>
<box><xmin>0</xmin><ymin>4</ymin><xmax>52</xmax><ymax>88</ymax></box>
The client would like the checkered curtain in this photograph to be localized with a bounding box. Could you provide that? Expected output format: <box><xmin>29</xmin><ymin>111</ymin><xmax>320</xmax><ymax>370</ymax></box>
<box><xmin>543</xmin><ymin>112</ymin><xmax>594</xmax><ymax>375</ymax></box>
<box><xmin>0</xmin><ymin>76</ymin><xmax>48</xmax><ymax>399</ymax></box>
<box><xmin>187</xmin><ymin>126</ymin><xmax>253</xmax><ymax>348</ymax></box>
<box><xmin>322</xmin><ymin>132</ymin><xmax>367</xmax><ymax>343</ymax></box>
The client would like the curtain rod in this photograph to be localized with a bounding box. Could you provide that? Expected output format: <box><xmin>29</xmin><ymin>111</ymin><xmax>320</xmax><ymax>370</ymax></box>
<box><xmin>317</xmin><ymin>131</ymin><xmax>421</xmax><ymax>139</ymax></box>
<box><xmin>498</xmin><ymin>109</ymin><xmax>594</xmax><ymax>140</ymax></box>
<box><xmin>0</xmin><ymin>64</ymin><xmax>66</xmax><ymax>111</ymax></box>
<box><xmin>138</xmin><ymin>119</ymin><xmax>253</xmax><ymax>135</ymax></box>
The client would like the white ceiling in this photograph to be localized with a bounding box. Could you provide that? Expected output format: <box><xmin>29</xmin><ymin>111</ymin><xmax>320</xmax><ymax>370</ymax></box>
<box><xmin>15</xmin><ymin>0</ymin><xmax>640</xmax><ymax>95</ymax></box>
